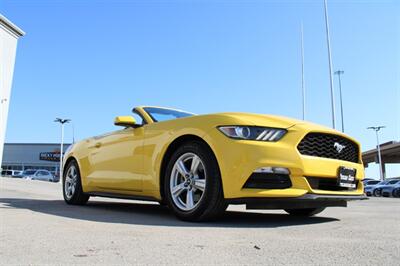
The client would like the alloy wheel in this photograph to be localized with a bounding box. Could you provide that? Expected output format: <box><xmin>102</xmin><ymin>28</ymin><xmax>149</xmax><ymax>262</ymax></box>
<box><xmin>64</xmin><ymin>165</ymin><xmax>78</xmax><ymax>200</ymax></box>
<box><xmin>169</xmin><ymin>152</ymin><xmax>206</xmax><ymax>211</ymax></box>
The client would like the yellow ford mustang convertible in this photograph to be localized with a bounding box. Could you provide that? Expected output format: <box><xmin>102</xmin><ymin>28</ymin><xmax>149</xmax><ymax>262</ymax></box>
<box><xmin>63</xmin><ymin>106</ymin><xmax>366</xmax><ymax>221</ymax></box>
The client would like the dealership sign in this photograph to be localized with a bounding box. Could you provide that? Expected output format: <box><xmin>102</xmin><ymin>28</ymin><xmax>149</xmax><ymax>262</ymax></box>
<box><xmin>39</xmin><ymin>152</ymin><xmax>61</xmax><ymax>162</ymax></box>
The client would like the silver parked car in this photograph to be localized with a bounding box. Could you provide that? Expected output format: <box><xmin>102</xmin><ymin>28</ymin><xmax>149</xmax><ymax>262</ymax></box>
<box><xmin>364</xmin><ymin>180</ymin><xmax>392</xmax><ymax>197</ymax></box>
<box><xmin>392</xmin><ymin>185</ymin><xmax>400</xmax><ymax>198</ymax></box>
<box><xmin>20</xmin><ymin>169</ymin><xmax>55</xmax><ymax>182</ymax></box>
<box><xmin>368</xmin><ymin>180</ymin><xmax>400</xmax><ymax>197</ymax></box>
<box><xmin>381</xmin><ymin>180</ymin><xmax>400</xmax><ymax>197</ymax></box>
<box><xmin>363</xmin><ymin>180</ymin><xmax>381</xmax><ymax>196</ymax></box>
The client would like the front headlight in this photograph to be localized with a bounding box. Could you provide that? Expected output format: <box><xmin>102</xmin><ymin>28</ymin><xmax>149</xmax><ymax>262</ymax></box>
<box><xmin>218</xmin><ymin>126</ymin><xmax>287</xmax><ymax>141</ymax></box>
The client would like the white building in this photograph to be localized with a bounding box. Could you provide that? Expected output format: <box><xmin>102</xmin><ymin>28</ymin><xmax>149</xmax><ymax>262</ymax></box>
<box><xmin>0</xmin><ymin>15</ymin><xmax>24</xmax><ymax>170</ymax></box>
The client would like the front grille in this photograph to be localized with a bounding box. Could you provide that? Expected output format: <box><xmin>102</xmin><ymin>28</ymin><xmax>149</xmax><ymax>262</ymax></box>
<box><xmin>306</xmin><ymin>176</ymin><xmax>358</xmax><ymax>191</ymax></box>
<box><xmin>243</xmin><ymin>173</ymin><xmax>292</xmax><ymax>189</ymax></box>
<box><xmin>297</xmin><ymin>133</ymin><xmax>359</xmax><ymax>163</ymax></box>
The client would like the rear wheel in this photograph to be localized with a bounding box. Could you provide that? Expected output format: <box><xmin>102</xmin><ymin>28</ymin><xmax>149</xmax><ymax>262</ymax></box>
<box><xmin>284</xmin><ymin>207</ymin><xmax>325</xmax><ymax>217</ymax></box>
<box><xmin>63</xmin><ymin>160</ymin><xmax>89</xmax><ymax>205</ymax></box>
<box><xmin>373</xmin><ymin>189</ymin><xmax>381</xmax><ymax>197</ymax></box>
<box><xmin>393</xmin><ymin>189</ymin><xmax>400</xmax><ymax>198</ymax></box>
<box><xmin>164</xmin><ymin>141</ymin><xmax>227</xmax><ymax>222</ymax></box>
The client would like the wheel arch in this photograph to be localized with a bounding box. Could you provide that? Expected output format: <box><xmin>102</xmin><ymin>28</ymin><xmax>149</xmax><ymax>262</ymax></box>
<box><xmin>63</xmin><ymin>156</ymin><xmax>79</xmax><ymax>168</ymax></box>
<box><xmin>63</xmin><ymin>156</ymin><xmax>80</xmax><ymax>180</ymax></box>
<box><xmin>159</xmin><ymin>134</ymin><xmax>222</xmax><ymax>202</ymax></box>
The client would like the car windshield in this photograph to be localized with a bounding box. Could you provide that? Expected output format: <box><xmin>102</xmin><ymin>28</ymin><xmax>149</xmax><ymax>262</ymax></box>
<box><xmin>367</xmin><ymin>180</ymin><xmax>380</xmax><ymax>185</ymax></box>
<box><xmin>143</xmin><ymin>107</ymin><xmax>194</xmax><ymax>122</ymax></box>
<box><xmin>388</xmin><ymin>180</ymin><xmax>400</xmax><ymax>185</ymax></box>
<box><xmin>23</xmin><ymin>170</ymin><xmax>36</xmax><ymax>175</ymax></box>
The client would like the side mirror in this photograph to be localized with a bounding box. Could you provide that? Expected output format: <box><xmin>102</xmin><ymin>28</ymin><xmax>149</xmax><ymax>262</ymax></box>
<box><xmin>114</xmin><ymin>116</ymin><xmax>137</xmax><ymax>127</ymax></box>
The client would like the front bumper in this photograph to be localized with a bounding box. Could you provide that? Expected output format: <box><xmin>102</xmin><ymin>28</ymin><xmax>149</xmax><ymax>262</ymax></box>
<box><xmin>204</xmin><ymin>123</ymin><xmax>365</xmax><ymax>199</ymax></box>
<box><xmin>226</xmin><ymin>194</ymin><xmax>368</xmax><ymax>209</ymax></box>
<box><xmin>364</xmin><ymin>188</ymin><xmax>374</xmax><ymax>196</ymax></box>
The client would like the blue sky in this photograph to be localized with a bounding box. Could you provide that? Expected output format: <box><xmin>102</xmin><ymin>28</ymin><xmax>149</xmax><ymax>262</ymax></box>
<box><xmin>1</xmin><ymin>0</ymin><xmax>399</xmax><ymax>178</ymax></box>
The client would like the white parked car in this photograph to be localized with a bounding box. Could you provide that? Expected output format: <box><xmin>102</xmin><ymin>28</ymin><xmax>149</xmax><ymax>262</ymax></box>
<box><xmin>21</xmin><ymin>169</ymin><xmax>55</xmax><ymax>182</ymax></box>
<box><xmin>1</xmin><ymin>170</ymin><xmax>22</xmax><ymax>177</ymax></box>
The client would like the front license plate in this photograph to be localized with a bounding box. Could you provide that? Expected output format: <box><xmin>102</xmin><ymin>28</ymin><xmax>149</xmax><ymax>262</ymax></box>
<box><xmin>338</xmin><ymin>167</ymin><xmax>357</xmax><ymax>188</ymax></box>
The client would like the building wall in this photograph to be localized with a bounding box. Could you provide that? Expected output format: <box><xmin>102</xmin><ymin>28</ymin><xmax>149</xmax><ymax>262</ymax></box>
<box><xmin>2</xmin><ymin>143</ymin><xmax>71</xmax><ymax>176</ymax></box>
<box><xmin>0</xmin><ymin>15</ymin><xmax>24</xmax><ymax>171</ymax></box>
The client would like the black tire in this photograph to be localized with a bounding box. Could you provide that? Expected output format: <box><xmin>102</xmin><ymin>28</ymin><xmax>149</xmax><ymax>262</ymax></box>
<box><xmin>393</xmin><ymin>189</ymin><xmax>400</xmax><ymax>198</ymax></box>
<box><xmin>63</xmin><ymin>160</ymin><xmax>89</xmax><ymax>205</ymax></box>
<box><xmin>284</xmin><ymin>207</ymin><xmax>325</xmax><ymax>217</ymax></box>
<box><xmin>373</xmin><ymin>189</ymin><xmax>381</xmax><ymax>197</ymax></box>
<box><xmin>164</xmin><ymin>141</ymin><xmax>227</xmax><ymax>222</ymax></box>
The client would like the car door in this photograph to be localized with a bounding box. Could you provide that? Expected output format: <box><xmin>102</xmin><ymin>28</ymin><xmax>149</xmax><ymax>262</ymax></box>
<box><xmin>43</xmin><ymin>171</ymin><xmax>53</xmax><ymax>181</ymax></box>
<box><xmin>87</xmin><ymin>126</ymin><xmax>144</xmax><ymax>192</ymax></box>
<box><xmin>35</xmin><ymin>171</ymin><xmax>45</xmax><ymax>180</ymax></box>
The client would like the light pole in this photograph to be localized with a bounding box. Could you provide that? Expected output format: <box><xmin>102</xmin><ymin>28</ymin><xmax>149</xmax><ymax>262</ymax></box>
<box><xmin>54</xmin><ymin>118</ymin><xmax>70</xmax><ymax>182</ymax></box>
<box><xmin>323</xmin><ymin>0</ymin><xmax>336</xmax><ymax>129</ymax></box>
<box><xmin>71</xmin><ymin>122</ymin><xmax>75</xmax><ymax>144</ymax></box>
<box><xmin>367</xmin><ymin>126</ymin><xmax>385</xmax><ymax>181</ymax></box>
<box><xmin>334</xmin><ymin>70</ymin><xmax>345</xmax><ymax>132</ymax></box>
<box><xmin>301</xmin><ymin>22</ymin><xmax>306</xmax><ymax>120</ymax></box>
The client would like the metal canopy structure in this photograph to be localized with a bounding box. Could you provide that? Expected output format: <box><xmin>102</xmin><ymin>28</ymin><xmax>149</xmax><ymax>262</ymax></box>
<box><xmin>362</xmin><ymin>141</ymin><xmax>400</xmax><ymax>178</ymax></box>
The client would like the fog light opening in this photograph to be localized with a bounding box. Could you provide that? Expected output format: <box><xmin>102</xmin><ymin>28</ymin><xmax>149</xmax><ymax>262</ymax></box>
<box><xmin>254</xmin><ymin>167</ymin><xmax>290</xmax><ymax>175</ymax></box>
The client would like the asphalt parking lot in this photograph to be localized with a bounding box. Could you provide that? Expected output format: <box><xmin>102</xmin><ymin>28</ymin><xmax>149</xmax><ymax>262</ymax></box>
<box><xmin>1</xmin><ymin>178</ymin><xmax>399</xmax><ymax>265</ymax></box>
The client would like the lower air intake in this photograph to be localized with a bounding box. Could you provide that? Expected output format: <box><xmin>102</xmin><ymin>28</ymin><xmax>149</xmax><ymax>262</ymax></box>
<box><xmin>243</xmin><ymin>173</ymin><xmax>292</xmax><ymax>189</ymax></box>
<box><xmin>306</xmin><ymin>176</ymin><xmax>358</xmax><ymax>191</ymax></box>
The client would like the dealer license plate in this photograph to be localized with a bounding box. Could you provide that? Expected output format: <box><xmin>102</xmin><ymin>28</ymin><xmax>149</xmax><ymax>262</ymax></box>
<box><xmin>338</xmin><ymin>167</ymin><xmax>357</xmax><ymax>188</ymax></box>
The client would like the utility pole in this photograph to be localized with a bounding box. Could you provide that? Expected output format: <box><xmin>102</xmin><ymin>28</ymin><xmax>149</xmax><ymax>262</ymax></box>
<box><xmin>301</xmin><ymin>22</ymin><xmax>306</xmax><ymax>120</ymax></box>
<box><xmin>323</xmin><ymin>0</ymin><xmax>336</xmax><ymax>129</ymax></box>
<box><xmin>367</xmin><ymin>126</ymin><xmax>386</xmax><ymax>181</ymax></box>
<box><xmin>334</xmin><ymin>70</ymin><xmax>345</xmax><ymax>132</ymax></box>
<box><xmin>72</xmin><ymin>123</ymin><xmax>75</xmax><ymax>144</ymax></box>
<box><xmin>54</xmin><ymin>118</ymin><xmax>71</xmax><ymax>182</ymax></box>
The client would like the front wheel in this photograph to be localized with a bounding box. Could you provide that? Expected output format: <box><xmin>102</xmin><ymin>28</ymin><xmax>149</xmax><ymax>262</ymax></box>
<box><xmin>373</xmin><ymin>189</ymin><xmax>381</xmax><ymax>197</ymax></box>
<box><xmin>164</xmin><ymin>141</ymin><xmax>227</xmax><ymax>222</ymax></box>
<box><xmin>63</xmin><ymin>160</ymin><xmax>89</xmax><ymax>205</ymax></box>
<box><xmin>284</xmin><ymin>207</ymin><xmax>325</xmax><ymax>217</ymax></box>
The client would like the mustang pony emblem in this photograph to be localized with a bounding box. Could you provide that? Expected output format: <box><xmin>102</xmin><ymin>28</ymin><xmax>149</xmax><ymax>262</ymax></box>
<box><xmin>334</xmin><ymin>142</ymin><xmax>346</xmax><ymax>153</ymax></box>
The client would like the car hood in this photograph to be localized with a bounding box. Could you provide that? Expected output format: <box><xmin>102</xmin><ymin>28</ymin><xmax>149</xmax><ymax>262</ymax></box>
<box><xmin>210</xmin><ymin>112</ymin><xmax>332</xmax><ymax>130</ymax></box>
<box><xmin>380</xmin><ymin>185</ymin><xmax>394</xmax><ymax>189</ymax></box>
<box><xmin>373</xmin><ymin>185</ymin><xmax>388</xmax><ymax>189</ymax></box>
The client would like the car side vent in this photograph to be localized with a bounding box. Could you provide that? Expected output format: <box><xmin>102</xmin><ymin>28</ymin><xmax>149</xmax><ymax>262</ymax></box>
<box><xmin>243</xmin><ymin>173</ymin><xmax>292</xmax><ymax>189</ymax></box>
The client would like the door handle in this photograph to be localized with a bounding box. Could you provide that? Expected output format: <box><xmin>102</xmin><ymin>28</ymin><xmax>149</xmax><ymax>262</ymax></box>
<box><xmin>95</xmin><ymin>142</ymin><xmax>102</xmax><ymax>148</ymax></box>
